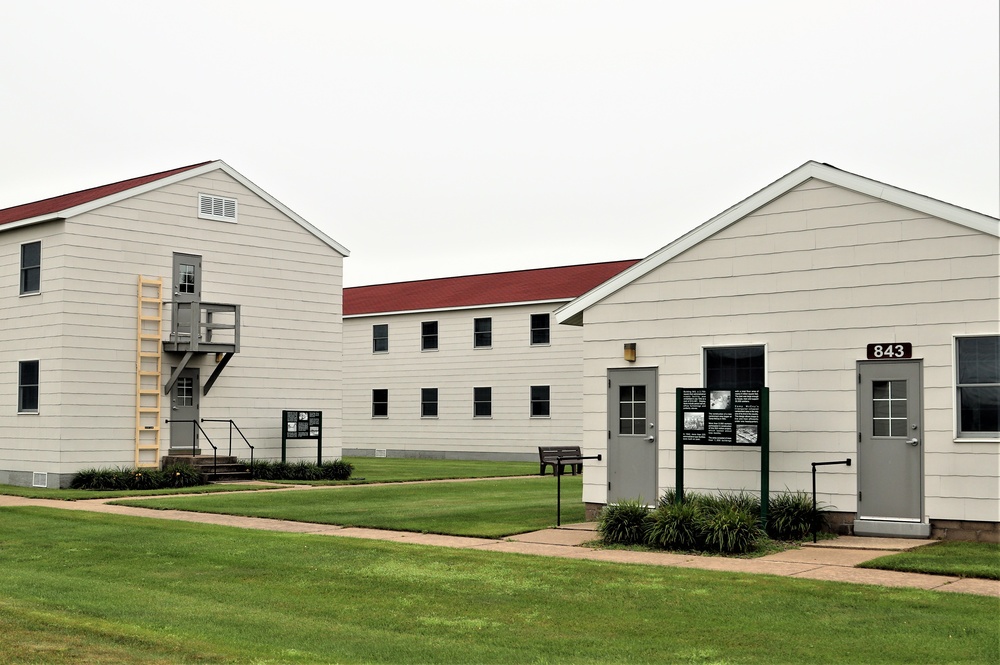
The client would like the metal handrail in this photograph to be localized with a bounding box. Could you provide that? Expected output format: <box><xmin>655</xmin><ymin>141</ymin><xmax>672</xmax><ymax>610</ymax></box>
<box><xmin>811</xmin><ymin>458</ymin><xmax>851</xmax><ymax>543</ymax></box>
<box><xmin>164</xmin><ymin>418</ymin><xmax>218</xmax><ymax>477</ymax></box>
<box><xmin>554</xmin><ymin>453</ymin><xmax>602</xmax><ymax>527</ymax></box>
<box><xmin>201</xmin><ymin>418</ymin><xmax>255</xmax><ymax>473</ymax></box>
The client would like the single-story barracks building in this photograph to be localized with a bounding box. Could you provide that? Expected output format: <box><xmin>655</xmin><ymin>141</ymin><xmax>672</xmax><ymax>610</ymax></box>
<box><xmin>343</xmin><ymin>261</ymin><xmax>637</xmax><ymax>460</ymax></box>
<box><xmin>556</xmin><ymin>161</ymin><xmax>998</xmax><ymax>540</ymax></box>
<box><xmin>1</xmin><ymin>161</ymin><xmax>349</xmax><ymax>487</ymax></box>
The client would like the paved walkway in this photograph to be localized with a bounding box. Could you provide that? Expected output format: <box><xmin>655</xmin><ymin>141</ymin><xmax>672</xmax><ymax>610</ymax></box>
<box><xmin>1</xmin><ymin>492</ymin><xmax>996</xmax><ymax>598</ymax></box>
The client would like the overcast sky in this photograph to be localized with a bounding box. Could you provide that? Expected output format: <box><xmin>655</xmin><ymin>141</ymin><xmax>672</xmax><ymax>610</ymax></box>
<box><xmin>1</xmin><ymin>1</ymin><xmax>997</xmax><ymax>286</ymax></box>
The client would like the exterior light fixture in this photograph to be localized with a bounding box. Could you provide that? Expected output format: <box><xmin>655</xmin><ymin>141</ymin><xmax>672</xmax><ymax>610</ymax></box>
<box><xmin>624</xmin><ymin>343</ymin><xmax>637</xmax><ymax>362</ymax></box>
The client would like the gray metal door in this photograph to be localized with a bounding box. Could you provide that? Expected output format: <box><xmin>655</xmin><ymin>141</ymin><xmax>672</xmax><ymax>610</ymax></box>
<box><xmin>172</xmin><ymin>253</ymin><xmax>202</xmax><ymax>341</ymax></box>
<box><xmin>608</xmin><ymin>368</ymin><xmax>657</xmax><ymax>504</ymax></box>
<box><xmin>857</xmin><ymin>361</ymin><xmax>923</xmax><ymax>521</ymax></box>
<box><xmin>169</xmin><ymin>367</ymin><xmax>200</xmax><ymax>454</ymax></box>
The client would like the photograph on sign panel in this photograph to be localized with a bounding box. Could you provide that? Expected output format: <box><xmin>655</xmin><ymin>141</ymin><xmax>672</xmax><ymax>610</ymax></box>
<box><xmin>684</xmin><ymin>412</ymin><xmax>705</xmax><ymax>431</ymax></box>
<box><xmin>710</xmin><ymin>390</ymin><xmax>731</xmax><ymax>410</ymax></box>
<box><xmin>736</xmin><ymin>424</ymin><xmax>758</xmax><ymax>444</ymax></box>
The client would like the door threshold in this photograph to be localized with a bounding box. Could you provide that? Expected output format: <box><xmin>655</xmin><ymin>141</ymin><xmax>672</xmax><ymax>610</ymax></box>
<box><xmin>853</xmin><ymin>519</ymin><xmax>931</xmax><ymax>539</ymax></box>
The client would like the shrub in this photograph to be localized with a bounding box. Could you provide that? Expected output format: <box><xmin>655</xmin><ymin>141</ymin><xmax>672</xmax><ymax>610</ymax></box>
<box><xmin>70</xmin><ymin>464</ymin><xmax>207</xmax><ymax>491</ymax></box>
<box><xmin>319</xmin><ymin>459</ymin><xmax>354</xmax><ymax>480</ymax></box>
<box><xmin>598</xmin><ymin>498</ymin><xmax>650</xmax><ymax>546</ymax></box>
<box><xmin>767</xmin><ymin>491</ymin><xmax>826</xmax><ymax>541</ymax></box>
<box><xmin>646</xmin><ymin>501</ymin><xmax>701</xmax><ymax>550</ymax></box>
<box><xmin>163</xmin><ymin>463</ymin><xmax>206</xmax><ymax>488</ymax></box>
<box><xmin>698</xmin><ymin>504</ymin><xmax>763</xmax><ymax>554</ymax></box>
<box><xmin>129</xmin><ymin>468</ymin><xmax>165</xmax><ymax>490</ymax></box>
<box><xmin>244</xmin><ymin>459</ymin><xmax>352</xmax><ymax>482</ymax></box>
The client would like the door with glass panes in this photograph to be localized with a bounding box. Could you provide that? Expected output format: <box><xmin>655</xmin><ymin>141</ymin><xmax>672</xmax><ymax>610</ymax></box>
<box><xmin>857</xmin><ymin>361</ymin><xmax>923</xmax><ymax>521</ymax></box>
<box><xmin>608</xmin><ymin>368</ymin><xmax>657</xmax><ymax>504</ymax></box>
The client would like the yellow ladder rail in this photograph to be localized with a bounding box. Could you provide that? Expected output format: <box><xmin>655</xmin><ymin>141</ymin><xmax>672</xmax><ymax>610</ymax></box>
<box><xmin>136</xmin><ymin>276</ymin><xmax>163</xmax><ymax>467</ymax></box>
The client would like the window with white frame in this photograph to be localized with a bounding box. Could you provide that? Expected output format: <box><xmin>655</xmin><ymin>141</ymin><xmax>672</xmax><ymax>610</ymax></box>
<box><xmin>20</xmin><ymin>241</ymin><xmax>40</xmax><ymax>295</ymax></box>
<box><xmin>956</xmin><ymin>335</ymin><xmax>999</xmax><ymax>438</ymax></box>
<box><xmin>372</xmin><ymin>389</ymin><xmax>388</xmax><ymax>418</ymax></box>
<box><xmin>704</xmin><ymin>345</ymin><xmax>765</xmax><ymax>389</ymax></box>
<box><xmin>421</xmin><ymin>321</ymin><xmax>438</xmax><ymax>351</ymax></box>
<box><xmin>530</xmin><ymin>313</ymin><xmax>550</xmax><ymax>345</ymax></box>
<box><xmin>530</xmin><ymin>385</ymin><xmax>550</xmax><ymax>417</ymax></box>
<box><xmin>373</xmin><ymin>324</ymin><xmax>389</xmax><ymax>353</ymax></box>
<box><xmin>474</xmin><ymin>318</ymin><xmax>492</xmax><ymax>348</ymax></box>
<box><xmin>421</xmin><ymin>388</ymin><xmax>438</xmax><ymax>418</ymax></box>
<box><xmin>474</xmin><ymin>387</ymin><xmax>492</xmax><ymax>417</ymax></box>
<box><xmin>18</xmin><ymin>360</ymin><xmax>39</xmax><ymax>413</ymax></box>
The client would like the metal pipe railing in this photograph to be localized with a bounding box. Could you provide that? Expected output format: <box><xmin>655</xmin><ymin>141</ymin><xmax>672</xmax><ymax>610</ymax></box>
<box><xmin>201</xmin><ymin>418</ymin><xmax>255</xmax><ymax>473</ymax></box>
<box><xmin>811</xmin><ymin>458</ymin><xmax>851</xmax><ymax>542</ymax></box>
<box><xmin>164</xmin><ymin>419</ymin><xmax>218</xmax><ymax>476</ymax></box>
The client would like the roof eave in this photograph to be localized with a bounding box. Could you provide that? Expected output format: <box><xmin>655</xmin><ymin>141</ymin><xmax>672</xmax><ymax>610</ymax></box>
<box><xmin>555</xmin><ymin>160</ymin><xmax>999</xmax><ymax>325</ymax></box>
<box><xmin>2</xmin><ymin>160</ymin><xmax>351</xmax><ymax>258</ymax></box>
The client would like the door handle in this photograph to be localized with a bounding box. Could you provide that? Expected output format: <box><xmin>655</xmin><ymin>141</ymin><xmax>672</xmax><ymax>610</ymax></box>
<box><xmin>645</xmin><ymin>436</ymin><xmax>655</xmax><ymax>442</ymax></box>
<box><xmin>906</xmin><ymin>438</ymin><xmax>919</xmax><ymax>446</ymax></box>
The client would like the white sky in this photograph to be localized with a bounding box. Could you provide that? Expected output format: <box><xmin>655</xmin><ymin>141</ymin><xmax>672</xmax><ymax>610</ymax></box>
<box><xmin>1</xmin><ymin>1</ymin><xmax>997</xmax><ymax>286</ymax></box>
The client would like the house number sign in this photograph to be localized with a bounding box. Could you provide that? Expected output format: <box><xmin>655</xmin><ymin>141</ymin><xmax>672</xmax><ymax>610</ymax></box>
<box><xmin>866</xmin><ymin>343</ymin><xmax>912</xmax><ymax>360</ymax></box>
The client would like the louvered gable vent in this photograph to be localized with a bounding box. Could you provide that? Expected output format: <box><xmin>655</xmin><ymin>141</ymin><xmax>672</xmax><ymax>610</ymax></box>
<box><xmin>198</xmin><ymin>193</ymin><xmax>238</xmax><ymax>222</ymax></box>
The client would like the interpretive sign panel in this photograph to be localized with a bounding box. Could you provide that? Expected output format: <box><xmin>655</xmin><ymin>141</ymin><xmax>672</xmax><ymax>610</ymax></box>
<box><xmin>284</xmin><ymin>410</ymin><xmax>322</xmax><ymax>439</ymax></box>
<box><xmin>281</xmin><ymin>410</ymin><xmax>323</xmax><ymax>463</ymax></box>
<box><xmin>679</xmin><ymin>388</ymin><xmax>762</xmax><ymax>446</ymax></box>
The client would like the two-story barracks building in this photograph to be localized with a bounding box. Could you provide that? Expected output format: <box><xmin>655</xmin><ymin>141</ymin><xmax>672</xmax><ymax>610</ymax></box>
<box><xmin>1</xmin><ymin>161</ymin><xmax>349</xmax><ymax>487</ymax></box>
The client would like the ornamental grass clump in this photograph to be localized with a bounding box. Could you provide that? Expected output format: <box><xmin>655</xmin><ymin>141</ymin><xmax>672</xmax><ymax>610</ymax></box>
<box><xmin>597</xmin><ymin>499</ymin><xmax>651</xmax><ymax>546</ymax></box>
<box><xmin>646</xmin><ymin>501</ymin><xmax>701</xmax><ymax>550</ymax></box>
<box><xmin>698</xmin><ymin>504</ymin><xmax>763</xmax><ymax>554</ymax></box>
<box><xmin>767</xmin><ymin>491</ymin><xmax>825</xmax><ymax>541</ymax></box>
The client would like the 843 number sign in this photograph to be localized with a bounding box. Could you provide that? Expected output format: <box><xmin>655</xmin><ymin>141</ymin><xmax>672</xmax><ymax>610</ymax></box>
<box><xmin>866</xmin><ymin>343</ymin><xmax>912</xmax><ymax>360</ymax></box>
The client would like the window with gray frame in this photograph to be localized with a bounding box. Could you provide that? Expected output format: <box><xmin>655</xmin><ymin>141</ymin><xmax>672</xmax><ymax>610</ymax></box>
<box><xmin>474</xmin><ymin>387</ymin><xmax>492</xmax><ymax>417</ymax></box>
<box><xmin>372</xmin><ymin>389</ymin><xmax>388</xmax><ymax>418</ymax></box>
<box><xmin>956</xmin><ymin>335</ymin><xmax>999</xmax><ymax>437</ymax></box>
<box><xmin>373</xmin><ymin>324</ymin><xmax>388</xmax><ymax>353</ymax></box>
<box><xmin>530</xmin><ymin>313</ymin><xmax>550</xmax><ymax>345</ymax></box>
<box><xmin>705</xmin><ymin>345</ymin><xmax>765</xmax><ymax>389</ymax></box>
<box><xmin>474</xmin><ymin>318</ymin><xmax>492</xmax><ymax>348</ymax></box>
<box><xmin>421</xmin><ymin>388</ymin><xmax>438</xmax><ymax>417</ymax></box>
<box><xmin>20</xmin><ymin>241</ymin><xmax>40</xmax><ymax>295</ymax></box>
<box><xmin>421</xmin><ymin>321</ymin><xmax>438</xmax><ymax>351</ymax></box>
<box><xmin>18</xmin><ymin>360</ymin><xmax>39</xmax><ymax>412</ymax></box>
<box><xmin>530</xmin><ymin>385</ymin><xmax>550</xmax><ymax>417</ymax></box>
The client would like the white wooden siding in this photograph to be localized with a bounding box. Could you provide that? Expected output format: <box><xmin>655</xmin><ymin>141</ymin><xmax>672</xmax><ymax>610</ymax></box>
<box><xmin>579</xmin><ymin>179</ymin><xmax>999</xmax><ymax>523</ymax></box>
<box><xmin>344</xmin><ymin>303</ymin><xmax>583</xmax><ymax>459</ymax></box>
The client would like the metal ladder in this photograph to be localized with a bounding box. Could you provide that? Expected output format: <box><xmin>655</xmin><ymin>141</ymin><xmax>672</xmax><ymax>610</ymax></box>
<box><xmin>135</xmin><ymin>276</ymin><xmax>163</xmax><ymax>467</ymax></box>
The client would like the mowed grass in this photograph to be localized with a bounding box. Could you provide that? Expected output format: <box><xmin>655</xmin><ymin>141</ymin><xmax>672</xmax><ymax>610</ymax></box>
<box><xmin>0</xmin><ymin>482</ymin><xmax>282</xmax><ymax>501</ymax></box>
<box><xmin>116</xmin><ymin>475</ymin><xmax>584</xmax><ymax>538</ymax></box>
<box><xmin>0</xmin><ymin>507</ymin><xmax>995</xmax><ymax>665</ymax></box>
<box><xmin>859</xmin><ymin>540</ymin><xmax>1000</xmax><ymax>580</ymax></box>
<box><xmin>304</xmin><ymin>456</ymin><xmax>539</xmax><ymax>483</ymax></box>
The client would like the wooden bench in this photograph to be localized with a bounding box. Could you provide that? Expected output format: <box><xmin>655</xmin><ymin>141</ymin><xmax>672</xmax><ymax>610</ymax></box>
<box><xmin>538</xmin><ymin>446</ymin><xmax>584</xmax><ymax>476</ymax></box>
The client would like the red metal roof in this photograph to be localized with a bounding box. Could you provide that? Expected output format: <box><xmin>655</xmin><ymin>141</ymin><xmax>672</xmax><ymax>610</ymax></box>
<box><xmin>344</xmin><ymin>259</ymin><xmax>641</xmax><ymax>315</ymax></box>
<box><xmin>0</xmin><ymin>161</ymin><xmax>213</xmax><ymax>227</ymax></box>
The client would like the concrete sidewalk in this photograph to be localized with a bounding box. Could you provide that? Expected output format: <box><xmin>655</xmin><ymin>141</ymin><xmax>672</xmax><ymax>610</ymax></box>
<box><xmin>1</xmin><ymin>494</ymin><xmax>996</xmax><ymax>598</ymax></box>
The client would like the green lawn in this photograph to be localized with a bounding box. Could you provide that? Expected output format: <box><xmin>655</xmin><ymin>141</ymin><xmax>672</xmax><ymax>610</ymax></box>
<box><xmin>859</xmin><ymin>540</ymin><xmax>1000</xmax><ymax>580</ymax></box>
<box><xmin>0</xmin><ymin>482</ymin><xmax>282</xmax><ymax>501</ymax></box>
<box><xmin>116</xmin><ymin>475</ymin><xmax>583</xmax><ymax>538</ymax></box>
<box><xmin>0</xmin><ymin>507</ymin><xmax>995</xmax><ymax>664</ymax></box>
<box><xmin>282</xmin><ymin>456</ymin><xmax>539</xmax><ymax>483</ymax></box>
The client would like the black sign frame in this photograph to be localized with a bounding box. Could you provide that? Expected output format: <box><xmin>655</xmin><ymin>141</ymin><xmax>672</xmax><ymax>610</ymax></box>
<box><xmin>281</xmin><ymin>410</ymin><xmax>323</xmax><ymax>464</ymax></box>
<box><xmin>675</xmin><ymin>388</ymin><xmax>770</xmax><ymax>523</ymax></box>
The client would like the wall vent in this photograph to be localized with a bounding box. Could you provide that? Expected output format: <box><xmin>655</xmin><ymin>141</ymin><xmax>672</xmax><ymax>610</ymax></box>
<box><xmin>198</xmin><ymin>194</ymin><xmax>238</xmax><ymax>222</ymax></box>
<box><xmin>375</xmin><ymin>449</ymin><xmax>387</xmax><ymax>458</ymax></box>
<box><xmin>32</xmin><ymin>472</ymin><xmax>47</xmax><ymax>488</ymax></box>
